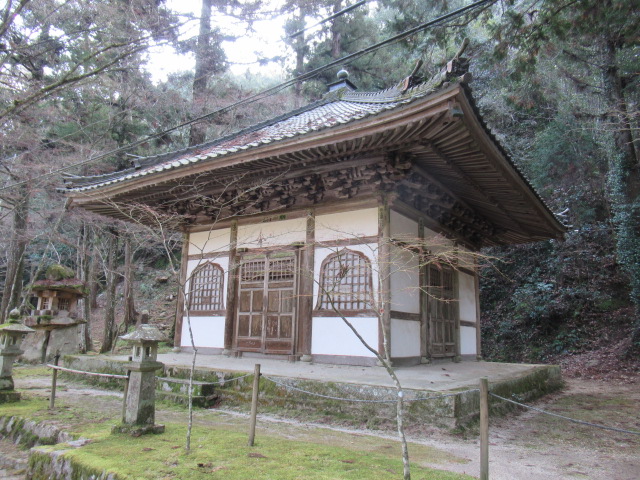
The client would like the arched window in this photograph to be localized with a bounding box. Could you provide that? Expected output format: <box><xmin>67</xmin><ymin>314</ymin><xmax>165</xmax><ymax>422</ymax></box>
<box><xmin>317</xmin><ymin>250</ymin><xmax>372</xmax><ymax>311</ymax></box>
<box><xmin>189</xmin><ymin>262</ymin><xmax>224</xmax><ymax>312</ymax></box>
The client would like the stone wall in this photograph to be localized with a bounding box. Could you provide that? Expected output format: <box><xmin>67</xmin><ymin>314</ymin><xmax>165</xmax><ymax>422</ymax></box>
<box><xmin>62</xmin><ymin>355</ymin><xmax>563</xmax><ymax>428</ymax></box>
<box><xmin>0</xmin><ymin>415</ymin><xmax>116</xmax><ymax>480</ymax></box>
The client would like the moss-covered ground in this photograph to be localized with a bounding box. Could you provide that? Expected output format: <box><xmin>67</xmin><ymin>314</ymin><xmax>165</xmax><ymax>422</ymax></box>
<box><xmin>1</xmin><ymin>366</ymin><xmax>473</xmax><ymax>480</ymax></box>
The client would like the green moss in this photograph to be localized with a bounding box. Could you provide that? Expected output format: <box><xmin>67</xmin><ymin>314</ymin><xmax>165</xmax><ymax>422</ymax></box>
<box><xmin>45</xmin><ymin>264</ymin><xmax>75</xmax><ymax>281</ymax></box>
<box><xmin>61</xmin><ymin>422</ymin><xmax>472</xmax><ymax>480</ymax></box>
<box><xmin>13</xmin><ymin>365</ymin><xmax>51</xmax><ymax>378</ymax></box>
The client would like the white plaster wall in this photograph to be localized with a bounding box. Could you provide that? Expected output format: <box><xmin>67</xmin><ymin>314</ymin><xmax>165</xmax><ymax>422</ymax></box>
<box><xmin>315</xmin><ymin>208</ymin><xmax>378</xmax><ymax>243</ymax></box>
<box><xmin>237</xmin><ymin>217</ymin><xmax>307</xmax><ymax>248</ymax></box>
<box><xmin>188</xmin><ymin>228</ymin><xmax>231</xmax><ymax>255</ymax></box>
<box><xmin>311</xmin><ymin>317</ymin><xmax>378</xmax><ymax>357</ymax></box>
<box><xmin>459</xmin><ymin>271</ymin><xmax>477</xmax><ymax>323</ymax></box>
<box><xmin>184</xmin><ymin>257</ymin><xmax>230</xmax><ymax>310</ymax></box>
<box><xmin>181</xmin><ymin>316</ymin><xmax>225</xmax><ymax>348</ymax></box>
<box><xmin>390</xmin><ymin>211</ymin><xmax>418</xmax><ymax>239</ymax></box>
<box><xmin>422</xmin><ymin>226</ymin><xmax>453</xmax><ymax>255</ymax></box>
<box><xmin>460</xmin><ymin>325</ymin><xmax>477</xmax><ymax>355</ymax></box>
<box><xmin>390</xmin><ymin>318</ymin><xmax>421</xmax><ymax>357</ymax></box>
<box><xmin>313</xmin><ymin>244</ymin><xmax>378</xmax><ymax>306</ymax></box>
<box><xmin>456</xmin><ymin>245</ymin><xmax>478</xmax><ymax>271</ymax></box>
<box><xmin>389</xmin><ymin>249</ymin><xmax>420</xmax><ymax>313</ymax></box>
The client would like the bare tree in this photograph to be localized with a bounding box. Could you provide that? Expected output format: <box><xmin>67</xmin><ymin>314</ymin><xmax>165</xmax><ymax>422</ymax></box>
<box><xmin>312</xmin><ymin>230</ymin><xmax>486</xmax><ymax>480</ymax></box>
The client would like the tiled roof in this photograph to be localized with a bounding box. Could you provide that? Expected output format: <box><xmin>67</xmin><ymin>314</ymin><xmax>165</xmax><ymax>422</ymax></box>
<box><xmin>62</xmin><ymin>81</ymin><xmax>443</xmax><ymax>192</ymax></box>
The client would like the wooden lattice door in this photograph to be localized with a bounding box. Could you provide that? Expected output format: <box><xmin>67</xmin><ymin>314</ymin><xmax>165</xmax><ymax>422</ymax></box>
<box><xmin>236</xmin><ymin>253</ymin><xmax>297</xmax><ymax>354</ymax></box>
<box><xmin>428</xmin><ymin>265</ymin><xmax>457</xmax><ymax>357</ymax></box>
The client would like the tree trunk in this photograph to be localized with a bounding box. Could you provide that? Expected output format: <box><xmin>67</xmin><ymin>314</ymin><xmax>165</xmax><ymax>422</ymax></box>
<box><xmin>80</xmin><ymin>224</ymin><xmax>94</xmax><ymax>353</ymax></box>
<box><xmin>330</xmin><ymin>0</ymin><xmax>343</xmax><ymax>59</ymax></box>
<box><xmin>1</xmin><ymin>182</ymin><xmax>30</xmax><ymax>320</ymax></box>
<box><xmin>189</xmin><ymin>0</ymin><xmax>213</xmax><ymax>147</ymax></box>
<box><xmin>123</xmin><ymin>233</ymin><xmax>137</xmax><ymax>328</ymax></box>
<box><xmin>601</xmin><ymin>38</ymin><xmax>640</xmax><ymax>352</ymax></box>
<box><xmin>89</xmin><ymin>241</ymin><xmax>99</xmax><ymax>309</ymax></box>
<box><xmin>100</xmin><ymin>228</ymin><xmax>120</xmax><ymax>353</ymax></box>
<box><xmin>293</xmin><ymin>7</ymin><xmax>307</xmax><ymax>108</ymax></box>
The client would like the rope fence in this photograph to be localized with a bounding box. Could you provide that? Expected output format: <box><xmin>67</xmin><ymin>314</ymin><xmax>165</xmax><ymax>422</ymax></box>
<box><xmin>45</xmin><ymin>357</ymin><xmax>131</xmax><ymax>414</ymax></box>
<box><xmin>158</xmin><ymin>372</ymin><xmax>254</xmax><ymax>390</ymax></box>
<box><xmin>479</xmin><ymin>378</ymin><xmax>640</xmax><ymax>480</ymax></box>
<box><xmin>44</xmin><ymin>360</ymin><xmax>640</xmax><ymax>480</ymax></box>
<box><xmin>263</xmin><ymin>374</ymin><xmax>477</xmax><ymax>404</ymax></box>
<box><xmin>46</xmin><ymin>364</ymin><xmax>128</xmax><ymax>380</ymax></box>
<box><xmin>489</xmin><ymin>392</ymin><xmax>640</xmax><ymax>436</ymax></box>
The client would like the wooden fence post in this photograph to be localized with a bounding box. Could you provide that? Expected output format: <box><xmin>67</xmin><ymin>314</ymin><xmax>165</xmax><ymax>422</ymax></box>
<box><xmin>480</xmin><ymin>377</ymin><xmax>489</xmax><ymax>480</ymax></box>
<box><xmin>248</xmin><ymin>364</ymin><xmax>261</xmax><ymax>446</ymax></box>
<box><xmin>49</xmin><ymin>353</ymin><xmax>60</xmax><ymax>410</ymax></box>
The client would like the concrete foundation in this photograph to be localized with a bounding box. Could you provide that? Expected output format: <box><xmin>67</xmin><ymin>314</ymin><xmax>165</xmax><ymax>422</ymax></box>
<box><xmin>62</xmin><ymin>353</ymin><xmax>563</xmax><ymax>428</ymax></box>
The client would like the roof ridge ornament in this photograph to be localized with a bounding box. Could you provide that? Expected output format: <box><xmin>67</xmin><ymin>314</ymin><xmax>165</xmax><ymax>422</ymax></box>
<box><xmin>326</xmin><ymin>67</ymin><xmax>357</xmax><ymax>94</ymax></box>
<box><xmin>400</xmin><ymin>38</ymin><xmax>473</xmax><ymax>96</ymax></box>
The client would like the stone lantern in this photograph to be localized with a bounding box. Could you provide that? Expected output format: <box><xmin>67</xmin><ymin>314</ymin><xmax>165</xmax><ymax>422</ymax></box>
<box><xmin>0</xmin><ymin>309</ymin><xmax>34</xmax><ymax>403</ymax></box>
<box><xmin>115</xmin><ymin>325</ymin><xmax>166</xmax><ymax>435</ymax></box>
<box><xmin>23</xmin><ymin>264</ymin><xmax>87</xmax><ymax>363</ymax></box>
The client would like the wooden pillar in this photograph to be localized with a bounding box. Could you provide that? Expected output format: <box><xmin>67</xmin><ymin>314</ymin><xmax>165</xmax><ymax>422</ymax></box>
<box><xmin>223</xmin><ymin>220</ymin><xmax>238</xmax><ymax>354</ymax></box>
<box><xmin>418</xmin><ymin>217</ymin><xmax>430</xmax><ymax>363</ymax></box>
<box><xmin>453</xmin><ymin>243</ymin><xmax>462</xmax><ymax>363</ymax></box>
<box><xmin>378</xmin><ymin>198</ymin><xmax>392</xmax><ymax>360</ymax></box>
<box><xmin>298</xmin><ymin>210</ymin><xmax>315</xmax><ymax>362</ymax></box>
<box><xmin>173</xmin><ymin>232</ymin><xmax>189</xmax><ymax>348</ymax></box>
<box><xmin>475</xmin><ymin>266</ymin><xmax>482</xmax><ymax>360</ymax></box>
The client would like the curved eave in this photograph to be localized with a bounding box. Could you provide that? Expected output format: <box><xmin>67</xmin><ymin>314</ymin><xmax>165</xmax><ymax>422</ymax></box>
<box><xmin>66</xmin><ymin>83</ymin><xmax>566</xmax><ymax>245</ymax></box>
<box><xmin>66</xmin><ymin>85</ymin><xmax>460</xmax><ymax>203</ymax></box>
<box><xmin>454</xmin><ymin>87</ymin><xmax>566</xmax><ymax>242</ymax></box>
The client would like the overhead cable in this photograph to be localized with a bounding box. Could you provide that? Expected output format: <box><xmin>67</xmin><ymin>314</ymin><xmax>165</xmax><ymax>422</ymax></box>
<box><xmin>288</xmin><ymin>0</ymin><xmax>370</xmax><ymax>39</ymax></box>
<box><xmin>0</xmin><ymin>0</ymin><xmax>496</xmax><ymax>194</ymax></box>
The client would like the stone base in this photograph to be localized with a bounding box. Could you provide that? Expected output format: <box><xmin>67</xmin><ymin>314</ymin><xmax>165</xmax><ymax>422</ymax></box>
<box><xmin>0</xmin><ymin>390</ymin><xmax>21</xmax><ymax>403</ymax></box>
<box><xmin>0</xmin><ymin>377</ymin><xmax>15</xmax><ymax>391</ymax></box>
<box><xmin>111</xmin><ymin>423</ymin><xmax>165</xmax><ymax>437</ymax></box>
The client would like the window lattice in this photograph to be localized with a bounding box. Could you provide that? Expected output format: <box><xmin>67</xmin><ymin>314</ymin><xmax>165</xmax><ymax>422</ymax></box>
<box><xmin>189</xmin><ymin>263</ymin><xmax>224</xmax><ymax>311</ymax></box>
<box><xmin>57</xmin><ymin>298</ymin><xmax>71</xmax><ymax>311</ymax></box>
<box><xmin>269</xmin><ymin>258</ymin><xmax>295</xmax><ymax>281</ymax></box>
<box><xmin>318</xmin><ymin>250</ymin><xmax>372</xmax><ymax>311</ymax></box>
<box><xmin>240</xmin><ymin>260</ymin><xmax>265</xmax><ymax>283</ymax></box>
<box><xmin>428</xmin><ymin>265</ymin><xmax>456</xmax><ymax>347</ymax></box>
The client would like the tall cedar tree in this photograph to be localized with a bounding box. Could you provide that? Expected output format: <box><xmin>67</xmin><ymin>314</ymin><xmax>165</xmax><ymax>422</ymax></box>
<box><xmin>492</xmin><ymin>0</ymin><xmax>640</xmax><ymax>352</ymax></box>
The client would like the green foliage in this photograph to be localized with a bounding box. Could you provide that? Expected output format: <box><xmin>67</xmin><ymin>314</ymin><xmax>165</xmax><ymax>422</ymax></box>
<box><xmin>481</xmin><ymin>227</ymin><xmax>633</xmax><ymax>362</ymax></box>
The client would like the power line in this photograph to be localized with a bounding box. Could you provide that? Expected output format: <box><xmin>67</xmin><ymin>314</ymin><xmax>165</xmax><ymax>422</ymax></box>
<box><xmin>288</xmin><ymin>0</ymin><xmax>370</xmax><ymax>39</ymax></box>
<box><xmin>0</xmin><ymin>0</ymin><xmax>496</xmax><ymax>194</ymax></box>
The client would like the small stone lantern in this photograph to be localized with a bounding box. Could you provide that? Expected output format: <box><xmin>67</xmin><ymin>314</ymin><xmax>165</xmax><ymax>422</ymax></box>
<box><xmin>115</xmin><ymin>325</ymin><xmax>166</xmax><ymax>435</ymax></box>
<box><xmin>0</xmin><ymin>309</ymin><xmax>34</xmax><ymax>403</ymax></box>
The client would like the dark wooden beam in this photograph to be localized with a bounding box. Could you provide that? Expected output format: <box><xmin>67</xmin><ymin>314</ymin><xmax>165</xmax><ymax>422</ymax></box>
<box><xmin>223</xmin><ymin>220</ymin><xmax>238</xmax><ymax>354</ymax></box>
<box><xmin>298</xmin><ymin>209</ymin><xmax>315</xmax><ymax>361</ymax></box>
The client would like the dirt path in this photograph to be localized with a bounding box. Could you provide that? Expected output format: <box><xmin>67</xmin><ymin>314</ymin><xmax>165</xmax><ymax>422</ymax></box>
<box><xmin>3</xmin><ymin>373</ymin><xmax>639</xmax><ymax>480</ymax></box>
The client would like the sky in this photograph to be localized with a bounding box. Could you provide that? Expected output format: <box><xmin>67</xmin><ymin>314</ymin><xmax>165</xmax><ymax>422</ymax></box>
<box><xmin>146</xmin><ymin>0</ymin><xmax>290</xmax><ymax>82</ymax></box>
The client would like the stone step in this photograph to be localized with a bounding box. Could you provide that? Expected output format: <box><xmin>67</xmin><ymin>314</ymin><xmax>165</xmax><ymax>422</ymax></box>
<box><xmin>0</xmin><ymin>438</ymin><xmax>28</xmax><ymax>480</ymax></box>
<box><xmin>156</xmin><ymin>377</ymin><xmax>219</xmax><ymax>407</ymax></box>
